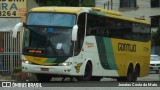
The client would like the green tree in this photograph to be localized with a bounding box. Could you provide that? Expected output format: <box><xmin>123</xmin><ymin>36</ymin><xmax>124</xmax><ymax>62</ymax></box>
<box><xmin>37</xmin><ymin>0</ymin><xmax>95</xmax><ymax>7</ymax></box>
<box><xmin>39</xmin><ymin>0</ymin><xmax>66</xmax><ymax>6</ymax></box>
<box><xmin>38</xmin><ymin>0</ymin><xmax>78</xmax><ymax>6</ymax></box>
<box><xmin>82</xmin><ymin>0</ymin><xmax>95</xmax><ymax>7</ymax></box>
<box><xmin>152</xmin><ymin>27</ymin><xmax>160</xmax><ymax>46</ymax></box>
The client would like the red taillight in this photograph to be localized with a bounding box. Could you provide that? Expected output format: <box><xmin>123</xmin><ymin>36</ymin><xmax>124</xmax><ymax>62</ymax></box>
<box><xmin>0</xmin><ymin>48</ymin><xmax>4</xmax><ymax>52</ymax></box>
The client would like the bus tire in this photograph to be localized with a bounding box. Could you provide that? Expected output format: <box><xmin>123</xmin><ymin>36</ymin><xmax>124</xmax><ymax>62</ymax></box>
<box><xmin>76</xmin><ymin>62</ymin><xmax>92</xmax><ymax>81</ymax></box>
<box><xmin>125</xmin><ymin>65</ymin><xmax>134</xmax><ymax>82</ymax></box>
<box><xmin>156</xmin><ymin>70</ymin><xmax>159</xmax><ymax>74</ymax></box>
<box><xmin>133</xmin><ymin>65</ymin><xmax>139</xmax><ymax>82</ymax></box>
<box><xmin>35</xmin><ymin>74</ymin><xmax>52</xmax><ymax>82</ymax></box>
<box><xmin>91</xmin><ymin>76</ymin><xmax>102</xmax><ymax>81</ymax></box>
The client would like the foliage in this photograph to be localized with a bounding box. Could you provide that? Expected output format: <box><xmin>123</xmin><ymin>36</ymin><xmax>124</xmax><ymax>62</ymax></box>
<box><xmin>37</xmin><ymin>0</ymin><xmax>95</xmax><ymax>7</ymax></box>
<box><xmin>152</xmin><ymin>28</ymin><xmax>160</xmax><ymax>46</ymax></box>
<box><xmin>47</xmin><ymin>0</ymin><xmax>66</xmax><ymax>6</ymax></box>
<box><xmin>13</xmin><ymin>67</ymin><xmax>22</xmax><ymax>73</ymax></box>
<box><xmin>82</xmin><ymin>0</ymin><xmax>95</xmax><ymax>7</ymax></box>
<box><xmin>38</xmin><ymin>0</ymin><xmax>78</xmax><ymax>6</ymax></box>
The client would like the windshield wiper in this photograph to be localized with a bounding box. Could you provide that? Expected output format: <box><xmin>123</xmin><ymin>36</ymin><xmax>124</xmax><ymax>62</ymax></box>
<box><xmin>46</xmin><ymin>36</ymin><xmax>59</xmax><ymax>57</ymax></box>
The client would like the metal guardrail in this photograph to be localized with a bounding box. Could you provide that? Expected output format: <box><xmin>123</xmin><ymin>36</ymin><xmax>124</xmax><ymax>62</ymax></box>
<box><xmin>0</xmin><ymin>52</ymin><xmax>22</xmax><ymax>75</ymax></box>
<box><xmin>159</xmin><ymin>69</ymin><xmax>160</xmax><ymax>81</ymax></box>
<box><xmin>0</xmin><ymin>32</ymin><xmax>22</xmax><ymax>75</ymax></box>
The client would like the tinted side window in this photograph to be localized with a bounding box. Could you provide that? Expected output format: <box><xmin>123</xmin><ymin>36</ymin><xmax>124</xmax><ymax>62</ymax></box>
<box><xmin>74</xmin><ymin>13</ymin><xmax>86</xmax><ymax>55</ymax></box>
<box><xmin>132</xmin><ymin>23</ymin><xmax>150</xmax><ymax>41</ymax></box>
<box><xmin>87</xmin><ymin>14</ymin><xmax>107</xmax><ymax>37</ymax></box>
<box><xmin>86</xmin><ymin>13</ymin><xmax>150</xmax><ymax>42</ymax></box>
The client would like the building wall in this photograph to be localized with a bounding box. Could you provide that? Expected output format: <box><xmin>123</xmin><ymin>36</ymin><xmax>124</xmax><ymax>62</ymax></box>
<box><xmin>96</xmin><ymin>0</ymin><xmax>114</xmax><ymax>10</ymax></box>
<box><xmin>27</xmin><ymin>0</ymin><xmax>39</xmax><ymax>12</ymax></box>
<box><xmin>96</xmin><ymin>0</ymin><xmax>160</xmax><ymax>32</ymax></box>
<box><xmin>96</xmin><ymin>0</ymin><xmax>160</xmax><ymax>21</ymax></box>
<box><xmin>0</xmin><ymin>0</ymin><xmax>39</xmax><ymax>74</ymax></box>
<box><xmin>96</xmin><ymin>0</ymin><xmax>109</xmax><ymax>8</ymax></box>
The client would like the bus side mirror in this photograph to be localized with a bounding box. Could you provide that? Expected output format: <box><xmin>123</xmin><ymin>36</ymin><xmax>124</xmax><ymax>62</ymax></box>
<box><xmin>12</xmin><ymin>22</ymin><xmax>24</xmax><ymax>38</ymax></box>
<box><xmin>72</xmin><ymin>25</ymin><xmax>78</xmax><ymax>41</ymax></box>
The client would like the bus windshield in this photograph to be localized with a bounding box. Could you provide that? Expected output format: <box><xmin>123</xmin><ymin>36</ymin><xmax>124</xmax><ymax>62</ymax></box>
<box><xmin>24</xmin><ymin>26</ymin><xmax>73</xmax><ymax>57</ymax></box>
<box><xmin>23</xmin><ymin>13</ymin><xmax>76</xmax><ymax>57</ymax></box>
<box><xmin>27</xmin><ymin>13</ymin><xmax>76</xmax><ymax>27</ymax></box>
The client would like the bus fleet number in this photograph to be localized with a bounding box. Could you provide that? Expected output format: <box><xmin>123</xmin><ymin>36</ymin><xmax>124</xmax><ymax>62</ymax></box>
<box><xmin>0</xmin><ymin>11</ymin><xmax>17</xmax><ymax>16</ymax></box>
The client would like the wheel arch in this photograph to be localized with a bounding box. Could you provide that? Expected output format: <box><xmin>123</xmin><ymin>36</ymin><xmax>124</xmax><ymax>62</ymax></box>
<box><xmin>82</xmin><ymin>59</ymin><xmax>93</xmax><ymax>75</ymax></box>
<box><xmin>76</xmin><ymin>59</ymin><xmax>93</xmax><ymax>81</ymax></box>
<box><xmin>125</xmin><ymin>62</ymin><xmax>134</xmax><ymax>76</ymax></box>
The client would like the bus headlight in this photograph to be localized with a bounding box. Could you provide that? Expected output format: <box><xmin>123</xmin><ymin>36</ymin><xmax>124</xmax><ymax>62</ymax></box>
<box><xmin>58</xmin><ymin>62</ymin><xmax>72</xmax><ymax>66</ymax></box>
<box><xmin>22</xmin><ymin>60</ymin><xmax>29</xmax><ymax>64</ymax></box>
<box><xmin>21</xmin><ymin>55</ymin><xmax>29</xmax><ymax>64</ymax></box>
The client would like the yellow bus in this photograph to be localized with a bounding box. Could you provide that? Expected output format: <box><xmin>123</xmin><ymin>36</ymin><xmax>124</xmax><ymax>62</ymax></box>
<box><xmin>14</xmin><ymin>7</ymin><xmax>151</xmax><ymax>82</ymax></box>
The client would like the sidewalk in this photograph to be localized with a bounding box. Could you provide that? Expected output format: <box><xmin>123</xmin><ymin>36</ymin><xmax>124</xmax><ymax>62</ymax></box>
<box><xmin>0</xmin><ymin>75</ymin><xmax>15</xmax><ymax>81</ymax></box>
<box><xmin>0</xmin><ymin>73</ymin><xmax>36</xmax><ymax>81</ymax></box>
<box><xmin>1</xmin><ymin>73</ymin><xmax>160</xmax><ymax>81</ymax></box>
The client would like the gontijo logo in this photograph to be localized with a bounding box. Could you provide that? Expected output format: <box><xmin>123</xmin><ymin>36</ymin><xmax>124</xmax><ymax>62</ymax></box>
<box><xmin>2</xmin><ymin>82</ymin><xmax>42</xmax><ymax>87</ymax></box>
<box><xmin>118</xmin><ymin>43</ymin><xmax>136</xmax><ymax>52</ymax></box>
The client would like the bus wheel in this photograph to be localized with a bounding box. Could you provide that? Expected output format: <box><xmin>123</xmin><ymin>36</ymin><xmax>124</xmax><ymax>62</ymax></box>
<box><xmin>133</xmin><ymin>72</ymin><xmax>138</xmax><ymax>82</ymax></box>
<box><xmin>133</xmin><ymin>66</ymin><xmax>139</xmax><ymax>82</ymax></box>
<box><xmin>35</xmin><ymin>74</ymin><xmax>52</xmax><ymax>82</ymax></box>
<box><xmin>91</xmin><ymin>76</ymin><xmax>102</xmax><ymax>81</ymax></box>
<box><xmin>156</xmin><ymin>70</ymin><xmax>159</xmax><ymax>74</ymax></box>
<box><xmin>125</xmin><ymin>66</ymin><xmax>134</xmax><ymax>82</ymax></box>
<box><xmin>77</xmin><ymin>62</ymin><xmax>92</xmax><ymax>81</ymax></box>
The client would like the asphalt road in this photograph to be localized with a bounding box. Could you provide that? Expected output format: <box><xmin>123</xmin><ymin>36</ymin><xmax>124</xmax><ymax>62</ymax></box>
<box><xmin>138</xmin><ymin>72</ymin><xmax>160</xmax><ymax>81</ymax></box>
<box><xmin>101</xmin><ymin>73</ymin><xmax>160</xmax><ymax>81</ymax></box>
<box><xmin>32</xmin><ymin>73</ymin><xmax>160</xmax><ymax>87</ymax></box>
<box><xmin>0</xmin><ymin>73</ymin><xmax>160</xmax><ymax>90</ymax></box>
<box><xmin>51</xmin><ymin>72</ymin><xmax>160</xmax><ymax>82</ymax></box>
<box><xmin>1</xmin><ymin>74</ymin><xmax>159</xmax><ymax>87</ymax></box>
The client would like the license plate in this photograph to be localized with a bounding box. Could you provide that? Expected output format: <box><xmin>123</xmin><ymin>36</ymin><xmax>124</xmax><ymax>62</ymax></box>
<box><xmin>153</xmin><ymin>67</ymin><xmax>158</xmax><ymax>69</ymax></box>
<box><xmin>41</xmin><ymin>68</ymin><xmax>49</xmax><ymax>71</ymax></box>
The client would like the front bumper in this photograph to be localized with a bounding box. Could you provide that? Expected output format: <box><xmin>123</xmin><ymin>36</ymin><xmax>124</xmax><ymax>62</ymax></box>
<box><xmin>22</xmin><ymin>63</ymin><xmax>72</xmax><ymax>75</ymax></box>
<box><xmin>149</xmin><ymin>66</ymin><xmax>160</xmax><ymax>71</ymax></box>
